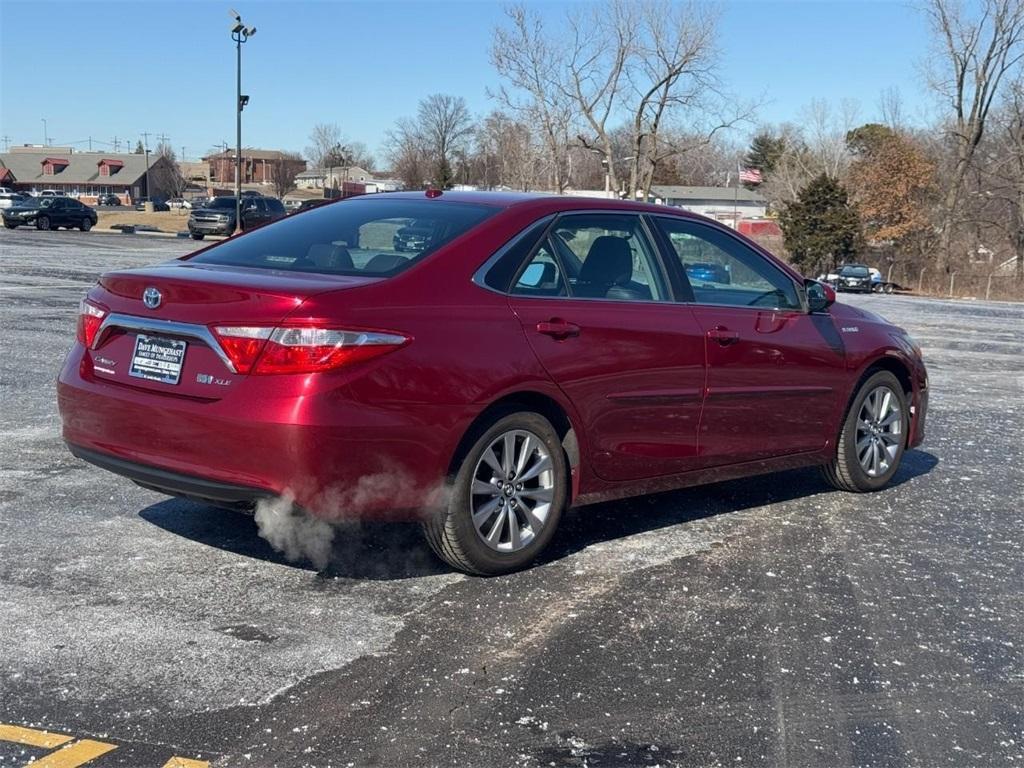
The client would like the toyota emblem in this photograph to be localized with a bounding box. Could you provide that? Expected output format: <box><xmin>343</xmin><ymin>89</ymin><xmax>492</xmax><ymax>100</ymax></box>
<box><xmin>142</xmin><ymin>286</ymin><xmax>162</xmax><ymax>309</ymax></box>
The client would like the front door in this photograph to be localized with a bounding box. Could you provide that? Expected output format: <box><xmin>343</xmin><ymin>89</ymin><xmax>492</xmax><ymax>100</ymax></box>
<box><xmin>652</xmin><ymin>216</ymin><xmax>849</xmax><ymax>466</ymax></box>
<box><xmin>507</xmin><ymin>212</ymin><xmax>706</xmax><ymax>482</ymax></box>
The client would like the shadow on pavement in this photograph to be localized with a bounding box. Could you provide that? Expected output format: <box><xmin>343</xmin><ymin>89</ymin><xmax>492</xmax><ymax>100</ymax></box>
<box><xmin>139</xmin><ymin>450</ymin><xmax>939</xmax><ymax>581</ymax></box>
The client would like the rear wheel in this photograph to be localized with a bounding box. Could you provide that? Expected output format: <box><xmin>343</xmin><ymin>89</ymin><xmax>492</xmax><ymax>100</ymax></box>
<box><xmin>80</xmin><ymin>218</ymin><xmax>92</xmax><ymax>232</ymax></box>
<box><xmin>191</xmin><ymin>233</ymin><xmax>204</xmax><ymax>241</ymax></box>
<box><xmin>36</xmin><ymin>216</ymin><xmax>50</xmax><ymax>231</ymax></box>
<box><xmin>423</xmin><ymin>411</ymin><xmax>568</xmax><ymax>575</ymax></box>
<box><xmin>822</xmin><ymin>370</ymin><xmax>908</xmax><ymax>492</ymax></box>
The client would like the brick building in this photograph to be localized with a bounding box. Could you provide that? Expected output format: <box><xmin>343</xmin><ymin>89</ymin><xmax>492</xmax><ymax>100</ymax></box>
<box><xmin>204</xmin><ymin>149</ymin><xmax>306</xmax><ymax>185</ymax></box>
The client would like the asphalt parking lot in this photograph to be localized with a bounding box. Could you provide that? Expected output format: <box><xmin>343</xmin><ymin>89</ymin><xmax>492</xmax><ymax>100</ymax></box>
<box><xmin>1</xmin><ymin>228</ymin><xmax>1022</xmax><ymax>767</ymax></box>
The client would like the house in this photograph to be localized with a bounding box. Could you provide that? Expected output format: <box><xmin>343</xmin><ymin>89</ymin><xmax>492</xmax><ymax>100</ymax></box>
<box><xmin>648</xmin><ymin>185</ymin><xmax>767</xmax><ymax>228</ymax></box>
<box><xmin>295</xmin><ymin>165</ymin><xmax>375</xmax><ymax>190</ymax></box>
<box><xmin>0</xmin><ymin>146</ymin><xmax>174</xmax><ymax>204</ymax></box>
<box><xmin>203</xmin><ymin>149</ymin><xmax>306</xmax><ymax>186</ymax></box>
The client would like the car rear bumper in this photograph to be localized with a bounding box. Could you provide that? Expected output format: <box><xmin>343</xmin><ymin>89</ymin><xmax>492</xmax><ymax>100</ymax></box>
<box><xmin>58</xmin><ymin>345</ymin><xmax>467</xmax><ymax>520</ymax></box>
<box><xmin>67</xmin><ymin>442</ymin><xmax>273</xmax><ymax>506</ymax></box>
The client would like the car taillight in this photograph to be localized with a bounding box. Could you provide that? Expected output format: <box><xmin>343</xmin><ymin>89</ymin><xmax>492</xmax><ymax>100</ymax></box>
<box><xmin>212</xmin><ymin>325</ymin><xmax>408</xmax><ymax>375</ymax></box>
<box><xmin>77</xmin><ymin>299</ymin><xmax>107</xmax><ymax>347</ymax></box>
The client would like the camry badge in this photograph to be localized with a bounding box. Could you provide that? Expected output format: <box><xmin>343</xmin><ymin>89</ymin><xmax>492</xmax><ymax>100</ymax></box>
<box><xmin>142</xmin><ymin>286</ymin><xmax>162</xmax><ymax>309</ymax></box>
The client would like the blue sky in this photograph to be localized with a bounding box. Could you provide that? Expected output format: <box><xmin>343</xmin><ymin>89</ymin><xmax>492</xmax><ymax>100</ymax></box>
<box><xmin>0</xmin><ymin>0</ymin><xmax>935</xmax><ymax>163</ymax></box>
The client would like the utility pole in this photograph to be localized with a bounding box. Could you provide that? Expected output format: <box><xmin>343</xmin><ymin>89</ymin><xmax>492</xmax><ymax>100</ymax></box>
<box><xmin>42</xmin><ymin>119</ymin><xmax>49</xmax><ymax>146</ymax></box>
<box><xmin>157</xmin><ymin>133</ymin><xmax>170</xmax><ymax>149</ymax></box>
<box><xmin>111</xmin><ymin>136</ymin><xmax>120</xmax><ymax>152</ymax></box>
<box><xmin>1</xmin><ymin>136</ymin><xmax>10</xmax><ymax>152</ymax></box>
<box><xmin>141</xmin><ymin>132</ymin><xmax>151</xmax><ymax>201</ymax></box>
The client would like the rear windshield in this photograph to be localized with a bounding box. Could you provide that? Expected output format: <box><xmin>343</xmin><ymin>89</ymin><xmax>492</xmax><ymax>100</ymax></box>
<box><xmin>840</xmin><ymin>265</ymin><xmax>869</xmax><ymax>277</ymax></box>
<box><xmin>187</xmin><ymin>198</ymin><xmax>498</xmax><ymax>276</ymax></box>
<box><xmin>206</xmin><ymin>197</ymin><xmax>237</xmax><ymax>209</ymax></box>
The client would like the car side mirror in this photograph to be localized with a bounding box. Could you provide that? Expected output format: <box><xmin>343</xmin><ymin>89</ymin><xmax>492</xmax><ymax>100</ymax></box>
<box><xmin>805</xmin><ymin>279</ymin><xmax>835</xmax><ymax>312</ymax></box>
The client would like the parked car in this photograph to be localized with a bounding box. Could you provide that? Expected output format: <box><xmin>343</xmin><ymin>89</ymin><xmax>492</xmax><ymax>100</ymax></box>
<box><xmin>39</xmin><ymin>190</ymin><xmax>60</xmax><ymax>197</ymax></box>
<box><xmin>240</xmin><ymin>190</ymin><xmax>262</xmax><ymax>198</ymax></box>
<box><xmin>2</xmin><ymin>196</ymin><xmax>98</xmax><ymax>231</ymax></box>
<box><xmin>0</xmin><ymin>192</ymin><xmax>25</xmax><ymax>210</ymax></box>
<box><xmin>290</xmin><ymin>198</ymin><xmax>332</xmax><ymax>215</ymax></box>
<box><xmin>96</xmin><ymin>193</ymin><xmax>121</xmax><ymax>207</ymax></box>
<box><xmin>833</xmin><ymin>264</ymin><xmax>873</xmax><ymax>293</ymax></box>
<box><xmin>684</xmin><ymin>261</ymin><xmax>731</xmax><ymax>285</ymax></box>
<box><xmin>134</xmin><ymin>197</ymin><xmax>170</xmax><ymax>212</ymax></box>
<box><xmin>393</xmin><ymin>220</ymin><xmax>435</xmax><ymax>252</ymax></box>
<box><xmin>58</xmin><ymin>192</ymin><xmax>928</xmax><ymax>575</ymax></box>
<box><xmin>187</xmin><ymin>196</ymin><xmax>286</xmax><ymax>239</ymax></box>
<box><xmin>167</xmin><ymin>198</ymin><xmax>192</xmax><ymax>209</ymax></box>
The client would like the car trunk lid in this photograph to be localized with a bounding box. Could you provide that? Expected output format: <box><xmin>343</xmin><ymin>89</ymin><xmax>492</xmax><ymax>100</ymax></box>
<box><xmin>85</xmin><ymin>262</ymin><xmax>379</xmax><ymax>399</ymax></box>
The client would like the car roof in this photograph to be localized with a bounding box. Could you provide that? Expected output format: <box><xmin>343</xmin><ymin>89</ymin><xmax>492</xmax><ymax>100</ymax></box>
<box><xmin>359</xmin><ymin>189</ymin><xmax>706</xmax><ymax>219</ymax></box>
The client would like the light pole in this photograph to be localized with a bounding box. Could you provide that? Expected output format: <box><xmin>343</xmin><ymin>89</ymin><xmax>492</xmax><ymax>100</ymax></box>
<box><xmin>41</xmin><ymin>118</ymin><xmax>48</xmax><ymax>146</ymax></box>
<box><xmin>230</xmin><ymin>9</ymin><xmax>256</xmax><ymax>234</ymax></box>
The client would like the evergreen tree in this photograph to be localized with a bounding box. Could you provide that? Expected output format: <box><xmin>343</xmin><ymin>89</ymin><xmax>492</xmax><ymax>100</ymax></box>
<box><xmin>745</xmin><ymin>132</ymin><xmax>786</xmax><ymax>174</ymax></box>
<box><xmin>133</xmin><ymin>140</ymin><xmax>145</xmax><ymax>155</ymax></box>
<box><xmin>779</xmin><ymin>174</ymin><xmax>861</xmax><ymax>273</ymax></box>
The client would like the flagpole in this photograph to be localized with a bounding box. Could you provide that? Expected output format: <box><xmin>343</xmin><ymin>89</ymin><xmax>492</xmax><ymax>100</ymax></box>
<box><xmin>734</xmin><ymin>161</ymin><xmax>739</xmax><ymax>229</ymax></box>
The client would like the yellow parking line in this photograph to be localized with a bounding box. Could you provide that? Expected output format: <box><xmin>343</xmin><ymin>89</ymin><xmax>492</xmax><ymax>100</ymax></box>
<box><xmin>0</xmin><ymin>723</ymin><xmax>74</xmax><ymax>749</ymax></box>
<box><xmin>28</xmin><ymin>739</ymin><xmax>118</xmax><ymax>767</ymax></box>
<box><xmin>161</xmin><ymin>759</ymin><xmax>210</xmax><ymax>768</ymax></box>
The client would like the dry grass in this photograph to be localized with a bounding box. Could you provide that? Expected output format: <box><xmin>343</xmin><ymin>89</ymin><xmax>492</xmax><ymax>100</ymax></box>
<box><xmin>97</xmin><ymin>210</ymin><xmax>192</xmax><ymax>232</ymax></box>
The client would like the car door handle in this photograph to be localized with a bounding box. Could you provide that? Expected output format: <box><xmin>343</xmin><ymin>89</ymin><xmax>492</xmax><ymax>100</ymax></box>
<box><xmin>707</xmin><ymin>326</ymin><xmax>740</xmax><ymax>346</ymax></box>
<box><xmin>536</xmin><ymin>319</ymin><xmax>580</xmax><ymax>340</ymax></box>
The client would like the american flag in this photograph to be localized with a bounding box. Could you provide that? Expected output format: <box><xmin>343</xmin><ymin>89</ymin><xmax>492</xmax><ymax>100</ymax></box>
<box><xmin>739</xmin><ymin>167</ymin><xmax>763</xmax><ymax>184</ymax></box>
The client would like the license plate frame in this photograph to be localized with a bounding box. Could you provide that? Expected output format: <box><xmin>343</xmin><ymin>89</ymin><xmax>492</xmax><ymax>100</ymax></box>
<box><xmin>129</xmin><ymin>334</ymin><xmax>187</xmax><ymax>385</ymax></box>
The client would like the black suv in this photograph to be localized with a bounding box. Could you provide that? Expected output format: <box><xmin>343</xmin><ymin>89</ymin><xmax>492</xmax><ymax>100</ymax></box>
<box><xmin>834</xmin><ymin>264</ymin><xmax>872</xmax><ymax>293</ymax></box>
<box><xmin>187</xmin><ymin>196</ymin><xmax>287</xmax><ymax>240</ymax></box>
<box><xmin>393</xmin><ymin>220</ymin><xmax>435</xmax><ymax>252</ymax></box>
<box><xmin>2</xmin><ymin>196</ymin><xmax>98</xmax><ymax>231</ymax></box>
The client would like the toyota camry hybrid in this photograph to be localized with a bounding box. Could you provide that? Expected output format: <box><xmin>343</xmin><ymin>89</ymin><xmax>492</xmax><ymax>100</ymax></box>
<box><xmin>58</xmin><ymin>191</ymin><xmax>928</xmax><ymax>575</ymax></box>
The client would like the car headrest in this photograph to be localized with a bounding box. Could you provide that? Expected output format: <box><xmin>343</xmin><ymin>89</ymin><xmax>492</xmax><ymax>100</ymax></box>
<box><xmin>305</xmin><ymin>243</ymin><xmax>354</xmax><ymax>271</ymax></box>
<box><xmin>579</xmin><ymin>236</ymin><xmax>633</xmax><ymax>288</ymax></box>
<box><xmin>365</xmin><ymin>253</ymin><xmax>409</xmax><ymax>272</ymax></box>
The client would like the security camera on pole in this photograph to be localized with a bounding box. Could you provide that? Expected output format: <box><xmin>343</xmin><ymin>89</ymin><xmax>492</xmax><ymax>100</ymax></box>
<box><xmin>229</xmin><ymin>9</ymin><xmax>256</xmax><ymax>235</ymax></box>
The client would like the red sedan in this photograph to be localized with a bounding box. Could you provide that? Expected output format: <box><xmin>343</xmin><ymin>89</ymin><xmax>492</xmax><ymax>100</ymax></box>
<box><xmin>58</xmin><ymin>191</ymin><xmax>928</xmax><ymax>574</ymax></box>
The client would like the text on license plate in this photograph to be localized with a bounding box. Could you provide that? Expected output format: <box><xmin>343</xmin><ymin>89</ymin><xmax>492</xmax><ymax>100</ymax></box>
<box><xmin>129</xmin><ymin>334</ymin><xmax>187</xmax><ymax>385</ymax></box>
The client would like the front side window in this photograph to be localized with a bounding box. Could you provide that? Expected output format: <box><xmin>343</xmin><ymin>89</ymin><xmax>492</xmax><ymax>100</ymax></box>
<box><xmin>188</xmin><ymin>198</ymin><xmax>497</xmax><ymax>276</ymax></box>
<box><xmin>655</xmin><ymin>217</ymin><xmax>800</xmax><ymax>310</ymax></box>
<box><xmin>549</xmin><ymin>214</ymin><xmax>667</xmax><ymax>302</ymax></box>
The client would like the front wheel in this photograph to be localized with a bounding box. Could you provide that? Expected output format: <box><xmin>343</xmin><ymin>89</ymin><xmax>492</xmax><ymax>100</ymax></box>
<box><xmin>423</xmin><ymin>411</ymin><xmax>568</xmax><ymax>575</ymax></box>
<box><xmin>822</xmin><ymin>370</ymin><xmax>908</xmax><ymax>492</ymax></box>
<box><xmin>3</xmin><ymin>223</ymin><xmax>17</xmax><ymax>229</ymax></box>
<box><xmin>190</xmin><ymin>233</ymin><xmax>204</xmax><ymax>241</ymax></box>
<box><xmin>36</xmin><ymin>216</ymin><xmax>50</xmax><ymax>231</ymax></box>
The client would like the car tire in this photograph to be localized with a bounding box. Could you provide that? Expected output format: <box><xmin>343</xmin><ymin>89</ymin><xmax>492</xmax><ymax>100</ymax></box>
<box><xmin>884</xmin><ymin>284</ymin><xmax>895</xmax><ymax>294</ymax></box>
<box><xmin>822</xmin><ymin>370</ymin><xmax>908</xmax><ymax>493</ymax></box>
<box><xmin>36</xmin><ymin>216</ymin><xmax>50</xmax><ymax>231</ymax></box>
<box><xmin>191</xmin><ymin>233</ymin><xmax>204</xmax><ymax>241</ymax></box>
<box><xmin>3</xmin><ymin>223</ymin><xmax>17</xmax><ymax>229</ymax></box>
<box><xmin>423</xmin><ymin>410</ymin><xmax>568</xmax><ymax>575</ymax></box>
<box><xmin>80</xmin><ymin>218</ymin><xmax>92</xmax><ymax>232</ymax></box>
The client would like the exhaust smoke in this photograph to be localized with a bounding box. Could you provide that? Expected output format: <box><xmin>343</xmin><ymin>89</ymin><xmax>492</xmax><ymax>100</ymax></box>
<box><xmin>254</xmin><ymin>492</ymin><xmax>335</xmax><ymax>571</ymax></box>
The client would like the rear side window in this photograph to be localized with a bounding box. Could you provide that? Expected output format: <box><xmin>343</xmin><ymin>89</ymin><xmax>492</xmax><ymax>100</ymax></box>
<box><xmin>265</xmin><ymin>198</ymin><xmax>285</xmax><ymax>214</ymax></box>
<box><xmin>188</xmin><ymin>199</ymin><xmax>498</xmax><ymax>276</ymax></box>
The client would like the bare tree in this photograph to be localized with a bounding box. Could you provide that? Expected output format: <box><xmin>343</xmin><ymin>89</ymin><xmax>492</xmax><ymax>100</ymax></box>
<box><xmin>416</xmin><ymin>94</ymin><xmax>475</xmax><ymax>187</ymax></box>
<box><xmin>305</xmin><ymin>123</ymin><xmax>344</xmax><ymax>169</ymax></box>
<box><xmin>492</xmin><ymin>5</ymin><xmax>576</xmax><ymax>192</ymax></box>
<box><xmin>269</xmin><ymin>151</ymin><xmax>305</xmax><ymax>197</ymax></box>
<box><xmin>385</xmin><ymin>118</ymin><xmax>430</xmax><ymax>190</ymax></box>
<box><xmin>923</xmin><ymin>0</ymin><xmax>1024</xmax><ymax>270</ymax></box>
<box><xmin>150</xmin><ymin>142</ymin><xmax>186</xmax><ymax>198</ymax></box>
<box><xmin>981</xmin><ymin>77</ymin><xmax>1024</xmax><ymax>280</ymax></box>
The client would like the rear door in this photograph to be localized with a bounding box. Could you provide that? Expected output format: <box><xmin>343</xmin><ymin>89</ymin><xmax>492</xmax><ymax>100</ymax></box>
<box><xmin>507</xmin><ymin>212</ymin><xmax>706</xmax><ymax>482</ymax></box>
<box><xmin>652</xmin><ymin>216</ymin><xmax>848</xmax><ymax>466</ymax></box>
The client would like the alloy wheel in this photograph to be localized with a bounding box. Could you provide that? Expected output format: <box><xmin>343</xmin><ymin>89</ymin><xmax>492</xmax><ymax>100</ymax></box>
<box><xmin>855</xmin><ymin>385</ymin><xmax>903</xmax><ymax>477</ymax></box>
<box><xmin>470</xmin><ymin>429</ymin><xmax>555</xmax><ymax>552</ymax></box>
